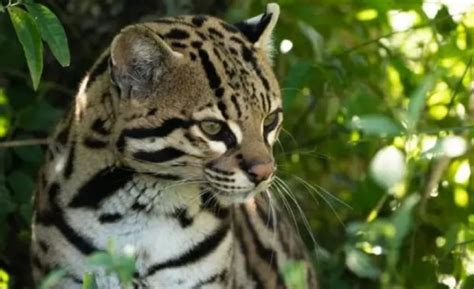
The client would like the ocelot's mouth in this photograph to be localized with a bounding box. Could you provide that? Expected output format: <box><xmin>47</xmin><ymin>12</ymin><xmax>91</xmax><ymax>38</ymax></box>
<box><xmin>208</xmin><ymin>180</ymin><xmax>272</xmax><ymax>204</ymax></box>
<box><xmin>207</xmin><ymin>181</ymin><xmax>255</xmax><ymax>195</ymax></box>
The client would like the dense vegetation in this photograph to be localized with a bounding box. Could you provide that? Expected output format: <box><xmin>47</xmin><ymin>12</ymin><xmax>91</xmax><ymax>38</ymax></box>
<box><xmin>0</xmin><ymin>0</ymin><xmax>473</xmax><ymax>288</ymax></box>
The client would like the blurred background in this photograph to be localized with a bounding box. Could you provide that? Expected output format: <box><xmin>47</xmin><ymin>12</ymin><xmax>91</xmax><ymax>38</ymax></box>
<box><xmin>0</xmin><ymin>0</ymin><xmax>473</xmax><ymax>288</ymax></box>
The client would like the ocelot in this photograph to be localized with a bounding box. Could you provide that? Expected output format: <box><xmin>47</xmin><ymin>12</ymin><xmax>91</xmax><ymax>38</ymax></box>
<box><xmin>31</xmin><ymin>3</ymin><xmax>318</xmax><ymax>288</ymax></box>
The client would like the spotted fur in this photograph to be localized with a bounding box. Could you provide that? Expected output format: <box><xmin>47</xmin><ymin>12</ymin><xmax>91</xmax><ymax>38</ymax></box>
<box><xmin>31</xmin><ymin>3</ymin><xmax>317</xmax><ymax>288</ymax></box>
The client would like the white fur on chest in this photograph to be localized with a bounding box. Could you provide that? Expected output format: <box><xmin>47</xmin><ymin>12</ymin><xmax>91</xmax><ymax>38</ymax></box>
<box><xmin>67</xmin><ymin>180</ymin><xmax>232</xmax><ymax>288</ymax></box>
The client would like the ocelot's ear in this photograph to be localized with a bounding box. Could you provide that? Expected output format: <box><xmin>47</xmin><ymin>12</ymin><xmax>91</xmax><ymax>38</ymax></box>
<box><xmin>110</xmin><ymin>24</ymin><xmax>182</xmax><ymax>99</ymax></box>
<box><xmin>234</xmin><ymin>3</ymin><xmax>280</xmax><ymax>55</ymax></box>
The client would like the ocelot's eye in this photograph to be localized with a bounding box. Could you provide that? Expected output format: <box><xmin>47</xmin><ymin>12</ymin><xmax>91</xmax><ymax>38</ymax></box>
<box><xmin>200</xmin><ymin>121</ymin><xmax>223</xmax><ymax>136</ymax></box>
<box><xmin>263</xmin><ymin>112</ymin><xmax>278</xmax><ymax>129</ymax></box>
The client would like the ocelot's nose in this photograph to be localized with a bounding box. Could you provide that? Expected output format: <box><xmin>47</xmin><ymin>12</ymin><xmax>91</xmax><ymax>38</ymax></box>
<box><xmin>244</xmin><ymin>161</ymin><xmax>274</xmax><ymax>184</ymax></box>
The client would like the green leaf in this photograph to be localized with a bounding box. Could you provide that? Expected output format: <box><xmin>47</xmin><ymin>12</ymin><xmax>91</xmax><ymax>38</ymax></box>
<box><xmin>113</xmin><ymin>255</ymin><xmax>136</xmax><ymax>284</ymax></box>
<box><xmin>462</xmin><ymin>275</ymin><xmax>474</xmax><ymax>289</ymax></box>
<box><xmin>350</xmin><ymin>114</ymin><xmax>404</xmax><ymax>136</ymax></box>
<box><xmin>7</xmin><ymin>170</ymin><xmax>34</xmax><ymax>203</ymax></box>
<box><xmin>13</xmin><ymin>144</ymin><xmax>43</xmax><ymax>164</ymax></box>
<box><xmin>391</xmin><ymin>194</ymin><xmax>420</xmax><ymax>249</ymax></box>
<box><xmin>344</xmin><ymin>246</ymin><xmax>381</xmax><ymax>279</ymax></box>
<box><xmin>0</xmin><ymin>3</ymin><xmax>4</xmax><ymax>13</ymax></box>
<box><xmin>0</xmin><ymin>185</ymin><xmax>15</xmax><ymax>218</ymax></box>
<box><xmin>8</xmin><ymin>6</ymin><xmax>43</xmax><ymax>90</ymax></box>
<box><xmin>39</xmin><ymin>269</ymin><xmax>67</xmax><ymax>289</ymax></box>
<box><xmin>83</xmin><ymin>272</ymin><xmax>99</xmax><ymax>289</ymax></box>
<box><xmin>282</xmin><ymin>261</ymin><xmax>308</xmax><ymax>289</ymax></box>
<box><xmin>25</xmin><ymin>3</ymin><xmax>70</xmax><ymax>67</ymax></box>
<box><xmin>406</xmin><ymin>75</ymin><xmax>436</xmax><ymax>131</ymax></box>
<box><xmin>87</xmin><ymin>251</ymin><xmax>113</xmax><ymax>268</ymax></box>
<box><xmin>297</xmin><ymin>21</ymin><xmax>324</xmax><ymax>61</ymax></box>
<box><xmin>434</xmin><ymin>6</ymin><xmax>457</xmax><ymax>36</ymax></box>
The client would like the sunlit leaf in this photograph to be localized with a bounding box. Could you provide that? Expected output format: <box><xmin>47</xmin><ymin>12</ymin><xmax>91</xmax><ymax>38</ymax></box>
<box><xmin>345</xmin><ymin>246</ymin><xmax>381</xmax><ymax>279</ymax></box>
<box><xmin>26</xmin><ymin>3</ymin><xmax>70</xmax><ymax>67</ymax></box>
<box><xmin>391</xmin><ymin>194</ymin><xmax>420</xmax><ymax>247</ymax></box>
<box><xmin>351</xmin><ymin>114</ymin><xmax>404</xmax><ymax>136</ymax></box>
<box><xmin>83</xmin><ymin>272</ymin><xmax>98</xmax><ymax>289</ymax></box>
<box><xmin>406</xmin><ymin>75</ymin><xmax>436</xmax><ymax>131</ymax></box>
<box><xmin>87</xmin><ymin>251</ymin><xmax>113</xmax><ymax>268</ymax></box>
<box><xmin>39</xmin><ymin>269</ymin><xmax>67</xmax><ymax>289</ymax></box>
<box><xmin>282</xmin><ymin>261</ymin><xmax>308</xmax><ymax>289</ymax></box>
<box><xmin>370</xmin><ymin>146</ymin><xmax>406</xmax><ymax>190</ymax></box>
<box><xmin>8</xmin><ymin>6</ymin><xmax>43</xmax><ymax>90</ymax></box>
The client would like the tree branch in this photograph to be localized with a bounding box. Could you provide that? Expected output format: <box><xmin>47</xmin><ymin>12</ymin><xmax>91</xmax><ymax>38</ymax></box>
<box><xmin>0</xmin><ymin>138</ymin><xmax>50</xmax><ymax>148</ymax></box>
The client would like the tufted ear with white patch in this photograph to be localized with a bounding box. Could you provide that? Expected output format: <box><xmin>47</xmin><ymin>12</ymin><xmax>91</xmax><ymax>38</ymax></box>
<box><xmin>110</xmin><ymin>24</ymin><xmax>182</xmax><ymax>99</ymax></box>
<box><xmin>234</xmin><ymin>3</ymin><xmax>280</xmax><ymax>55</ymax></box>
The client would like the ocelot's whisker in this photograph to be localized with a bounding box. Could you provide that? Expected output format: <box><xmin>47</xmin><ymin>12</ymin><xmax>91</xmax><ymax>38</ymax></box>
<box><xmin>274</xmin><ymin>177</ymin><xmax>319</xmax><ymax>251</ymax></box>
<box><xmin>281</xmin><ymin>174</ymin><xmax>347</xmax><ymax>228</ymax></box>
<box><xmin>264</xmin><ymin>189</ymin><xmax>279</xmax><ymax>266</ymax></box>
<box><xmin>271</xmin><ymin>181</ymin><xmax>302</xmax><ymax>240</ymax></box>
<box><xmin>278</xmin><ymin>169</ymin><xmax>351</xmax><ymax>208</ymax></box>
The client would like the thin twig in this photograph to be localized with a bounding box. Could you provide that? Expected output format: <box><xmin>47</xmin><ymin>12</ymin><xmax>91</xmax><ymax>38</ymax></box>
<box><xmin>337</xmin><ymin>11</ymin><xmax>468</xmax><ymax>56</ymax></box>
<box><xmin>0</xmin><ymin>138</ymin><xmax>49</xmax><ymax>148</ymax></box>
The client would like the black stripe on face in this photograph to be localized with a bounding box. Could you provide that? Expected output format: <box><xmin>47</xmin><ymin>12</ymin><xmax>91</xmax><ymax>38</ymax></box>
<box><xmin>198</xmin><ymin>49</ymin><xmax>221</xmax><ymax>89</ymax></box>
<box><xmin>164</xmin><ymin>28</ymin><xmax>190</xmax><ymax>39</ymax></box>
<box><xmin>241</xmin><ymin>45</ymin><xmax>270</xmax><ymax>90</ymax></box>
<box><xmin>230</xmin><ymin>94</ymin><xmax>242</xmax><ymax>118</ymax></box>
<box><xmin>133</xmin><ymin>147</ymin><xmax>185</xmax><ymax>163</ymax></box>
<box><xmin>217</xmin><ymin>101</ymin><xmax>228</xmax><ymax>119</ymax></box>
<box><xmin>117</xmin><ymin>118</ymin><xmax>192</xmax><ymax>152</ymax></box>
<box><xmin>69</xmin><ymin>166</ymin><xmax>134</xmax><ymax>208</ymax></box>
<box><xmin>145</xmin><ymin>221</ymin><xmax>230</xmax><ymax>277</ymax></box>
<box><xmin>121</xmin><ymin>118</ymin><xmax>192</xmax><ymax>140</ymax></box>
<box><xmin>260</xmin><ymin>92</ymin><xmax>268</xmax><ymax>112</ymax></box>
<box><xmin>265</xmin><ymin>93</ymin><xmax>273</xmax><ymax>113</ymax></box>
<box><xmin>63</xmin><ymin>142</ymin><xmax>76</xmax><ymax>179</ymax></box>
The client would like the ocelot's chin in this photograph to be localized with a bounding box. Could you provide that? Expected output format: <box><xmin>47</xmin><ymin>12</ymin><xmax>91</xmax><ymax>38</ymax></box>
<box><xmin>214</xmin><ymin>190</ymin><xmax>258</xmax><ymax>205</ymax></box>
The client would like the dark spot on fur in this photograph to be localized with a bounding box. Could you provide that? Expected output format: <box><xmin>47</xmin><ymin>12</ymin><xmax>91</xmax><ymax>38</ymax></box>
<box><xmin>192</xmin><ymin>15</ymin><xmax>207</xmax><ymax>27</ymax></box>
<box><xmin>164</xmin><ymin>28</ymin><xmax>190</xmax><ymax>39</ymax></box>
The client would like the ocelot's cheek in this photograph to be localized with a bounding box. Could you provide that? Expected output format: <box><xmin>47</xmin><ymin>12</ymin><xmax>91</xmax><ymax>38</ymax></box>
<box><xmin>189</xmin><ymin>125</ymin><xmax>227</xmax><ymax>155</ymax></box>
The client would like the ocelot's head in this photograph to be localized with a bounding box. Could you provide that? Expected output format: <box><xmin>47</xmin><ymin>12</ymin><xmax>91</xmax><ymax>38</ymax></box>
<box><xmin>109</xmin><ymin>4</ymin><xmax>282</xmax><ymax>203</ymax></box>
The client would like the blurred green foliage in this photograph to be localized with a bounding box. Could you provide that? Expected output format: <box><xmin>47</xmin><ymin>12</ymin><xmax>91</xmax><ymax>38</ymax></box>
<box><xmin>1</xmin><ymin>0</ymin><xmax>474</xmax><ymax>288</ymax></box>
